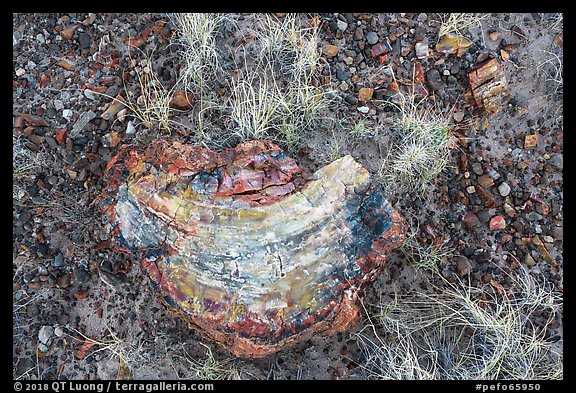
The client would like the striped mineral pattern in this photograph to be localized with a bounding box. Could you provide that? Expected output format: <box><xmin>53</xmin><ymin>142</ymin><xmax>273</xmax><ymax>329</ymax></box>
<box><xmin>100</xmin><ymin>139</ymin><xmax>406</xmax><ymax>358</ymax></box>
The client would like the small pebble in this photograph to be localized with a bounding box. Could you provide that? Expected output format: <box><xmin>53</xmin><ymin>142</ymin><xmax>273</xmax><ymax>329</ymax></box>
<box><xmin>489</xmin><ymin>215</ymin><xmax>506</xmax><ymax>231</ymax></box>
<box><xmin>455</xmin><ymin>256</ymin><xmax>472</xmax><ymax>276</ymax></box>
<box><xmin>498</xmin><ymin>182</ymin><xmax>511</xmax><ymax>197</ymax></box>
<box><xmin>366</xmin><ymin>31</ymin><xmax>379</xmax><ymax>45</ymax></box>
<box><xmin>54</xmin><ymin>326</ymin><xmax>64</xmax><ymax>337</ymax></box>
<box><xmin>357</xmin><ymin>106</ymin><xmax>369</xmax><ymax>114</ymax></box>
<box><xmin>53</xmin><ymin>100</ymin><xmax>64</xmax><ymax>111</ymax></box>
<box><xmin>336</xmin><ymin>69</ymin><xmax>351</xmax><ymax>81</ymax></box>
<box><xmin>78</xmin><ymin>32</ymin><xmax>91</xmax><ymax>49</ymax></box>
<box><xmin>344</xmin><ymin>95</ymin><xmax>358</xmax><ymax>105</ymax></box>
<box><xmin>525</xmin><ymin>212</ymin><xmax>543</xmax><ymax>221</ymax></box>
<box><xmin>353</xmin><ymin>27</ymin><xmax>364</xmax><ymax>41</ymax></box>
<box><xmin>38</xmin><ymin>326</ymin><xmax>54</xmax><ymax>344</ymax></box>
<box><xmin>472</xmin><ymin>163</ymin><xmax>483</xmax><ymax>175</ymax></box>
<box><xmin>477</xmin><ymin>209</ymin><xmax>492</xmax><ymax>223</ymax></box>
<box><xmin>13</xmin><ymin>31</ymin><xmax>21</xmax><ymax>46</ymax></box>
<box><xmin>548</xmin><ymin>154</ymin><xmax>563</xmax><ymax>170</ymax></box>
<box><xmin>426</xmin><ymin>68</ymin><xmax>444</xmax><ymax>91</ymax></box>
<box><xmin>62</xmin><ymin>109</ymin><xmax>73</xmax><ymax>121</ymax></box>
<box><xmin>126</xmin><ymin>120</ymin><xmax>136</xmax><ymax>134</ymax></box>
<box><xmin>415</xmin><ymin>42</ymin><xmax>428</xmax><ymax>59</ymax></box>
<box><xmin>52</xmin><ymin>254</ymin><xmax>65</xmax><ymax>268</ymax></box>
<box><xmin>83</xmin><ymin>89</ymin><xmax>95</xmax><ymax>100</ymax></box>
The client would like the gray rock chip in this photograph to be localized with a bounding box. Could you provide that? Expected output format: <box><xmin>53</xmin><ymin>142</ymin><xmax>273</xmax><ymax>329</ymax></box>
<box><xmin>425</xmin><ymin>68</ymin><xmax>445</xmax><ymax>91</ymax></box>
<box><xmin>38</xmin><ymin>326</ymin><xmax>54</xmax><ymax>345</ymax></box>
<box><xmin>366</xmin><ymin>31</ymin><xmax>379</xmax><ymax>45</ymax></box>
<box><xmin>15</xmin><ymin>357</ymin><xmax>35</xmax><ymax>376</ymax></box>
<box><xmin>74</xmin><ymin>267</ymin><xmax>91</xmax><ymax>284</ymax></box>
<box><xmin>525</xmin><ymin>212</ymin><xmax>543</xmax><ymax>221</ymax></box>
<box><xmin>524</xmin><ymin>253</ymin><xmax>536</xmax><ymax>266</ymax></box>
<box><xmin>52</xmin><ymin>254</ymin><xmax>65</xmax><ymax>268</ymax></box>
<box><xmin>447</xmin><ymin>75</ymin><xmax>458</xmax><ymax>85</ymax></box>
<box><xmin>336</xmin><ymin>69</ymin><xmax>351</xmax><ymax>81</ymax></box>
<box><xmin>13</xmin><ymin>31</ymin><xmax>21</xmax><ymax>46</ymax></box>
<box><xmin>472</xmin><ymin>162</ymin><xmax>483</xmax><ymax>175</ymax></box>
<box><xmin>498</xmin><ymin>182</ymin><xmax>511</xmax><ymax>197</ymax></box>
<box><xmin>83</xmin><ymin>89</ymin><xmax>96</xmax><ymax>100</ymax></box>
<box><xmin>415</xmin><ymin>42</ymin><xmax>429</xmax><ymax>59</ymax></box>
<box><xmin>353</xmin><ymin>27</ymin><xmax>364</xmax><ymax>41</ymax></box>
<box><xmin>549</xmin><ymin>154</ymin><xmax>563</xmax><ymax>170</ymax></box>
<box><xmin>345</xmin><ymin>94</ymin><xmax>358</xmax><ymax>105</ymax></box>
<box><xmin>78</xmin><ymin>32</ymin><xmax>91</xmax><ymax>49</ymax></box>
<box><xmin>455</xmin><ymin>256</ymin><xmax>472</xmax><ymax>276</ymax></box>
<box><xmin>53</xmin><ymin>99</ymin><xmax>64</xmax><ymax>111</ymax></box>
<box><xmin>70</xmin><ymin>110</ymin><xmax>96</xmax><ymax>138</ymax></box>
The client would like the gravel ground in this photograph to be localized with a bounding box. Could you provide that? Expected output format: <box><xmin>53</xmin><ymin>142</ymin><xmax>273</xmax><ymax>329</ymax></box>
<box><xmin>13</xmin><ymin>12</ymin><xmax>563</xmax><ymax>380</ymax></box>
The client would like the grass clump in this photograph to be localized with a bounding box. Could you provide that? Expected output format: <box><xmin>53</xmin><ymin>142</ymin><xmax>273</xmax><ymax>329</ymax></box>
<box><xmin>274</xmin><ymin>82</ymin><xmax>329</xmax><ymax>147</ymax></box>
<box><xmin>227</xmin><ymin>13</ymin><xmax>329</xmax><ymax>149</ymax></box>
<box><xmin>94</xmin><ymin>49</ymin><xmax>181</xmax><ymax>136</ymax></box>
<box><xmin>399</xmin><ymin>225</ymin><xmax>452</xmax><ymax>274</ymax></box>
<box><xmin>353</xmin><ymin>266</ymin><xmax>563</xmax><ymax>380</ymax></box>
<box><xmin>537</xmin><ymin>49</ymin><xmax>563</xmax><ymax>99</ymax></box>
<box><xmin>378</xmin><ymin>67</ymin><xmax>453</xmax><ymax>196</ymax></box>
<box><xmin>13</xmin><ymin>137</ymin><xmax>44</xmax><ymax>182</ymax></box>
<box><xmin>437</xmin><ymin>13</ymin><xmax>489</xmax><ymax>38</ymax></box>
<box><xmin>171</xmin><ymin>13</ymin><xmax>230</xmax><ymax>94</ymax></box>
<box><xmin>127</xmin><ymin>56</ymin><xmax>173</xmax><ymax>132</ymax></box>
<box><xmin>228</xmin><ymin>65</ymin><xmax>282</xmax><ymax>141</ymax></box>
<box><xmin>13</xmin><ymin>137</ymin><xmax>49</xmax><ymax>200</ymax></box>
<box><xmin>257</xmin><ymin>13</ymin><xmax>320</xmax><ymax>83</ymax></box>
<box><xmin>174</xmin><ymin>343</ymin><xmax>242</xmax><ymax>380</ymax></box>
<box><xmin>66</xmin><ymin>326</ymin><xmax>151</xmax><ymax>379</ymax></box>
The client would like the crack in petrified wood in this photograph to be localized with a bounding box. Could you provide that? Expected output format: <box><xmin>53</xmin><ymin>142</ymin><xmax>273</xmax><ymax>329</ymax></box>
<box><xmin>100</xmin><ymin>139</ymin><xmax>406</xmax><ymax>358</ymax></box>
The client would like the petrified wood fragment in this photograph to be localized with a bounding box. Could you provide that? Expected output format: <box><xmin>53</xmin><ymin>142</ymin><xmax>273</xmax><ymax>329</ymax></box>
<box><xmin>467</xmin><ymin>58</ymin><xmax>511</xmax><ymax>114</ymax></box>
<box><xmin>100</xmin><ymin>140</ymin><xmax>406</xmax><ymax>358</ymax></box>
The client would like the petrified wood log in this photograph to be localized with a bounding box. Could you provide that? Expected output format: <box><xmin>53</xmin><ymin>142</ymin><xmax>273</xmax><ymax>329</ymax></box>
<box><xmin>101</xmin><ymin>139</ymin><xmax>406</xmax><ymax>358</ymax></box>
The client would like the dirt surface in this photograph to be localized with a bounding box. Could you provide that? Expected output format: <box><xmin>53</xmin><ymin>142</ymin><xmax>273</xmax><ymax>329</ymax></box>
<box><xmin>13</xmin><ymin>13</ymin><xmax>563</xmax><ymax>380</ymax></box>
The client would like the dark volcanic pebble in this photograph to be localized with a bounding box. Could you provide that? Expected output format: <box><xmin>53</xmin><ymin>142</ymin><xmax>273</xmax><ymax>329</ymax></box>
<box><xmin>336</xmin><ymin>69</ymin><xmax>351</xmax><ymax>81</ymax></box>
<box><xmin>73</xmin><ymin>267</ymin><xmax>91</xmax><ymax>284</ymax></box>
<box><xmin>345</xmin><ymin>95</ymin><xmax>358</xmax><ymax>105</ymax></box>
<box><xmin>426</xmin><ymin>68</ymin><xmax>445</xmax><ymax>91</ymax></box>
<box><xmin>78</xmin><ymin>32</ymin><xmax>91</xmax><ymax>49</ymax></box>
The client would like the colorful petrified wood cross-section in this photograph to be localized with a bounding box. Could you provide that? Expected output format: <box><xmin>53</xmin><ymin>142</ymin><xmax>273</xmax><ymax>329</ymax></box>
<box><xmin>100</xmin><ymin>139</ymin><xmax>406</xmax><ymax>358</ymax></box>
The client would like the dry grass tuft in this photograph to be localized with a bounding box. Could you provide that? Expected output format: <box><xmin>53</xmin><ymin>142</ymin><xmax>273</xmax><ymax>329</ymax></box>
<box><xmin>377</xmin><ymin>66</ymin><xmax>454</xmax><ymax>196</ymax></box>
<box><xmin>353</xmin><ymin>266</ymin><xmax>563</xmax><ymax>380</ymax></box>
<box><xmin>171</xmin><ymin>13</ymin><xmax>231</xmax><ymax>94</ymax></box>
<box><xmin>13</xmin><ymin>137</ymin><xmax>45</xmax><ymax>182</ymax></box>
<box><xmin>174</xmin><ymin>343</ymin><xmax>242</xmax><ymax>380</ymax></box>
<box><xmin>226</xmin><ymin>14</ymin><xmax>330</xmax><ymax>149</ymax></box>
<box><xmin>437</xmin><ymin>13</ymin><xmax>489</xmax><ymax>38</ymax></box>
